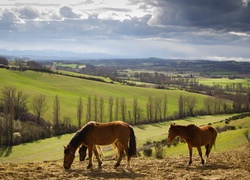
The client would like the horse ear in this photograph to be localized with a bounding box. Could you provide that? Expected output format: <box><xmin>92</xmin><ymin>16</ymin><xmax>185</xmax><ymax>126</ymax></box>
<box><xmin>63</xmin><ymin>145</ymin><xmax>66</xmax><ymax>149</ymax></box>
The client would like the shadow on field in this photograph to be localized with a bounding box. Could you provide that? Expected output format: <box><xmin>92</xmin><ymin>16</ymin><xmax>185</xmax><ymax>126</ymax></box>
<box><xmin>175</xmin><ymin>163</ymin><xmax>231</xmax><ymax>171</ymax></box>
<box><xmin>137</xmin><ymin>125</ymin><xmax>146</xmax><ymax>130</ymax></box>
<box><xmin>65</xmin><ymin>167</ymin><xmax>146</xmax><ymax>179</ymax></box>
<box><xmin>0</xmin><ymin>146</ymin><xmax>13</xmax><ymax>157</ymax></box>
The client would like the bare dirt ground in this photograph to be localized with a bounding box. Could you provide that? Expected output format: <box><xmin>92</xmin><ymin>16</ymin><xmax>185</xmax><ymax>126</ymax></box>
<box><xmin>0</xmin><ymin>146</ymin><xmax>249</xmax><ymax>180</ymax></box>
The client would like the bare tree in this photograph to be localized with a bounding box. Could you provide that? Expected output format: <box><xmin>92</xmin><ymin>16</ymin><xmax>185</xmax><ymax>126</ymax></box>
<box><xmin>120</xmin><ymin>97</ymin><xmax>126</xmax><ymax>122</ymax></box>
<box><xmin>109</xmin><ymin>97</ymin><xmax>113</xmax><ymax>122</ymax></box>
<box><xmin>185</xmin><ymin>96</ymin><xmax>197</xmax><ymax>116</ymax></box>
<box><xmin>147</xmin><ymin>95</ymin><xmax>154</xmax><ymax>122</ymax></box>
<box><xmin>99</xmin><ymin>96</ymin><xmax>104</xmax><ymax>123</ymax></box>
<box><xmin>115</xmin><ymin>97</ymin><xmax>119</xmax><ymax>120</ymax></box>
<box><xmin>1</xmin><ymin>86</ymin><xmax>15</xmax><ymax>145</ymax></box>
<box><xmin>232</xmin><ymin>92</ymin><xmax>245</xmax><ymax>112</ymax></box>
<box><xmin>14</xmin><ymin>90</ymin><xmax>29</xmax><ymax>120</ymax></box>
<box><xmin>31</xmin><ymin>94</ymin><xmax>48</xmax><ymax>124</ymax></box>
<box><xmin>53</xmin><ymin>95</ymin><xmax>60</xmax><ymax>128</ymax></box>
<box><xmin>133</xmin><ymin>98</ymin><xmax>143</xmax><ymax>125</ymax></box>
<box><xmin>178</xmin><ymin>95</ymin><xmax>185</xmax><ymax>118</ymax></box>
<box><xmin>203</xmin><ymin>97</ymin><xmax>213</xmax><ymax>114</ymax></box>
<box><xmin>86</xmin><ymin>96</ymin><xmax>92</xmax><ymax>122</ymax></box>
<box><xmin>93</xmin><ymin>96</ymin><xmax>98</xmax><ymax>121</ymax></box>
<box><xmin>155</xmin><ymin>97</ymin><xmax>162</xmax><ymax>121</ymax></box>
<box><xmin>213</xmin><ymin>98</ymin><xmax>223</xmax><ymax>114</ymax></box>
<box><xmin>163</xmin><ymin>94</ymin><xmax>168</xmax><ymax>120</ymax></box>
<box><xmin>133</xmin><ymin>98</ymin><xmax>139</xmax><ymax>124</ymax></box>
<box><xmin>77</xmin><ymin>97</ymin><xmax>83</xmax><ymax>128</ymax></box>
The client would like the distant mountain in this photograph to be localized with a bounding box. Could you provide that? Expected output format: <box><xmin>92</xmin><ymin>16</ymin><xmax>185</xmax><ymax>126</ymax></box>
<box><xmin>0</xmin><ymin>49</ymin><xmax>124</xmax><ymax>60</ymax></box>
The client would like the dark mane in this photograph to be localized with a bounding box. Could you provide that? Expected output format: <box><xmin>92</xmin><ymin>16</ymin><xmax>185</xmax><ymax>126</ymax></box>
<box><xmin>187</xmin><ymin>124</ymin><xmax>198</xmax><ymax>129</ymax></box>
<box><xmin>69</xmin><ymin>122</ymin><xmax>93</xmax><ymax>148</ymax></box>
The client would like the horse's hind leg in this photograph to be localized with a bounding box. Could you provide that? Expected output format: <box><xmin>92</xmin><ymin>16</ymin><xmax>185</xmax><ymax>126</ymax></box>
<box><xmin>188</xmin><ymin>145</ymin><xmax>193</xmax><ymax>165</ymax></box>
<box><xmin>197</xmin><ymin>146</ymin><xmax>205</xmax><ymax>165</ymax></box>
<box><xmin>114</xmin><ymin>144</ymin><xmax>124</xmax><ymax>168</ymax></box>
<box><xmin>96</xmin><ymin>145</ymin><xmax>104</xmax><ymax>160</ymax></box>
<box><xmin>205</xmin><ymin>144</ymin><xmax>211</xmax><ymax>161</ymax></box>
<box><xmin>126</xmin><ymin>153</ymin><xmax>131</xmax><ymax>169</ymax></box>
<box><xmin>112</xmin><ymin>143</ymin><xmax>117</xmax><ymax>160</ymax></box>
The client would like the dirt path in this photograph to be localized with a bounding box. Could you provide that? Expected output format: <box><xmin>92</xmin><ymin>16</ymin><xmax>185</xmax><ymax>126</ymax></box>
<box><xmin>0</xmin><ymin>146</ymin><xmax>249</xmax><ymax>180</ymax></box>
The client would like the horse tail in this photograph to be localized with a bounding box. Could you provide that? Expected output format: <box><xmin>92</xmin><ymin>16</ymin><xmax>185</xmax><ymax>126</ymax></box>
<box><xmin>128</xmin><ymin>125</ymin><xmax>137</xmax><ymax>157</ymax></box>
<box><xmin>211</xmin><ymin>127</ymin><xmax>218</xmax><ymax>149</ymax></box>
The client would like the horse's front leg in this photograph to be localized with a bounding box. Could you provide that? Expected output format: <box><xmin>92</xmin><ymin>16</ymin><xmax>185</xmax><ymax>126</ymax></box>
<box><xmin>197</xmin><ymin>146</ymin><xmax>205</xmax><ymax>165</ymax></box>
<box><xmin>188</xmin><ymin>145</ymin><xmax>193</xmax><ymax>165</ymax></box>
<box><xmin>93</xmin><ymin>145</ymin><xmax>102</xmax><ymax>168</ymax></box>
<box><xmin>87</xmin><ymin>145</ymin><xmax>93</xmax><ymax>169</ymax></box>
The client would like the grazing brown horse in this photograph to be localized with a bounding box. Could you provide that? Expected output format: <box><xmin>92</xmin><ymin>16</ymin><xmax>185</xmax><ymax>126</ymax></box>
<box><xmin>168</xmin><ymin>123</ymin><xmax>217</xmax><ymax>165</ymax></box>
<box><xmin>79</xmin><ymin>141</ymin><xmax>118</xmax><ymax>161</ymax></box>
<box><xmin>63</xmin><ymin>121</ymin><xmax>137</xmax><ymax>169</ymax></box>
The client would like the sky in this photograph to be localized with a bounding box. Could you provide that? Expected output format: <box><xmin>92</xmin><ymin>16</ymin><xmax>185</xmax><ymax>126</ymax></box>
<box><xmin>0</xmin><ymin>0</ymin><xmax>250</xmax><ymax>60</ymax></box>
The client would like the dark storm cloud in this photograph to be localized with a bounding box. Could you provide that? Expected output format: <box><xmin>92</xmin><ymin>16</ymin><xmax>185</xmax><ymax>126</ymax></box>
<box><xmin>148</xmin><ymin>0</ymin><xmax>250</xmax><ymax>32</ymax></box>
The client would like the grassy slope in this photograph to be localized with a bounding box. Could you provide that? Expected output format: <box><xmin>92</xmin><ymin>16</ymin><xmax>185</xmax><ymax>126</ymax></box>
<box><xmin>0</xmin><ymin>69</ymin><xmax>209</xmax><ymax>125</ymax></box>
<box><xmin>1</xmin><ymin>114</ymin><xmax>249</xmax><ymax>163</ymax></box>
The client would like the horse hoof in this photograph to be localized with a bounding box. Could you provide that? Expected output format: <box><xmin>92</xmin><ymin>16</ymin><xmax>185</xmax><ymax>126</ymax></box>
<box><xmin>87</xmin><ymin>164</ymin><xmax>92</xmax><ymax>169</ymax></box>
<box><xmin>98</xmin><ymin>163</ymin><xmax>102</xmax><ymax>169</ymax></box>
<box><xmin>114</xmin><ymin>163</ymin><xmax>120</xmax><ymax>168</ymax></box>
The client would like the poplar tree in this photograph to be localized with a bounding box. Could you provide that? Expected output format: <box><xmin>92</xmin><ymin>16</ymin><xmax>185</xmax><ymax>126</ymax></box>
<box><xmin>77</xmin><ymin>97</ymin><xmax>83</xmax><ymax>128</ymax></box>
<box><xmin>109</xmin><ymin>97</ymin><xmax>113</xmax><ymax>122</ymax></box>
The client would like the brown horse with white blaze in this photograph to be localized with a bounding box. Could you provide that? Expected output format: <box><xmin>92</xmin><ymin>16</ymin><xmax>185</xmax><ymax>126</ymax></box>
<box><xmin>63</xmin><ymin>121</ymin><xmax>137</xmax><ymax>169</ymax></box>
<box><xmin>168</xmin><ymin>123</ymin><xmax>217</xmax><ymax>165</ymax></box>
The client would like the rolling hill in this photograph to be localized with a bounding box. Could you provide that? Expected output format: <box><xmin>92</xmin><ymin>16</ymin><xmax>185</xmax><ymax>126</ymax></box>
<box><xmin>0</xmin><ymin>68</ymin><xmax>211</xmax><ymax>125</ymax></box>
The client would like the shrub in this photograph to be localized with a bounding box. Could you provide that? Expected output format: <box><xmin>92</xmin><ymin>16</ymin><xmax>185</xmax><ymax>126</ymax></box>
<box><xmin>172</xmin><ymin>138</ymin><xmax>180</xmax><ymax>146</ymax></box>
<box><xmin>144</xmin><ymin>140</ymin><xmax>152</xmax><ymax>146</ymax></box>
<box><xmin>227</xmin><ymin>126</ymin><xmax>236</xmax><ymax>130</ymax></box>
<box><xmin>143</xmin><ymin>148</ymin><xmax>152</xmax><ymax>157</ymax></box>
<box><xmin>155</xmin><ymin>143</ymin><xmax>164</xmax><ymax>159</ymax></box>
<box><xmin>244</xmin><ymin>130</ymin><xmax>250</xmax><ymax>143</ymax></box>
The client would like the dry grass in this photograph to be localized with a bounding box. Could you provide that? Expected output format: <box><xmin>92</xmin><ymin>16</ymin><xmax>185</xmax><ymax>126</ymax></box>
<box><xmin>0</xmin><ymin>145</ymin><xmax>249</xmax><ymax>180</ymax></box>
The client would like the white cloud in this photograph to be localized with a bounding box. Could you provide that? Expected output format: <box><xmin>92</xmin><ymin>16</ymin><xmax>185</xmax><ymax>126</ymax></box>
<box><xmin>0</xmin><ymin>0</ymin><xmax>249</xmax><ymax>60</ymax></box>
<box><xmin>18</xmin><ymin>6</ymin><xmax>40</xmax><ymax>20</ymax></box>
<box><xmin>229</xmin><ymin>31</ymin><xmax>250</xmax><ymax>37</ymax></box>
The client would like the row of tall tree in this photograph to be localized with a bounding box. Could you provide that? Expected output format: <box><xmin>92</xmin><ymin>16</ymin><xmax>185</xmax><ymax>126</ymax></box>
<box><xmin>0</xmin><ymin>86</ymin><xmax>77</xmax><ymax>146</ymax></box>
<box><xmin>1</xmin><ymin>84</ymin><xmax>249</xmax><ymax>146</ymax></box>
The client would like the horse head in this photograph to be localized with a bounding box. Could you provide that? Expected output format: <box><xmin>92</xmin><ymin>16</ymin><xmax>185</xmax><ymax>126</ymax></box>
<box><xmin>167</xmin><ymin>123</ymin><xmax>177</xmax><ymax>142</ymax></box>
<box><xmin>78</xmin><ymin>145</ymin><xmax>87</xmax><ymax>161</ymax></box>
<box><xmin>63</xmin><ymin>145</ymin><xmax>75</xmax><ymax>169</ymax></box>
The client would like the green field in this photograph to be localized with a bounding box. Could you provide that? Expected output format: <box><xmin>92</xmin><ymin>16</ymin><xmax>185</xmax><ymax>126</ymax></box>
<box><xmin>0</xmin><ymin>69</ymin><xmax>211</xmax><ymax>125</ymax></box>
<box><xmin>198</xmin><ymin>77</ymin><xmax>250</xmax><ymax>87</ymax></box>
<box><xmin>1</xmin><ymin>114</ymin><xmax>249</xmax><ymax>163</ymax></box>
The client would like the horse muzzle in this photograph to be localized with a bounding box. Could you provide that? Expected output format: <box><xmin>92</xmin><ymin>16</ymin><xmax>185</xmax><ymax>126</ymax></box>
<box><xmin>63</xmin><ymin>162</ymin><xmax>71</xmax><ymax>169</ymax></box>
